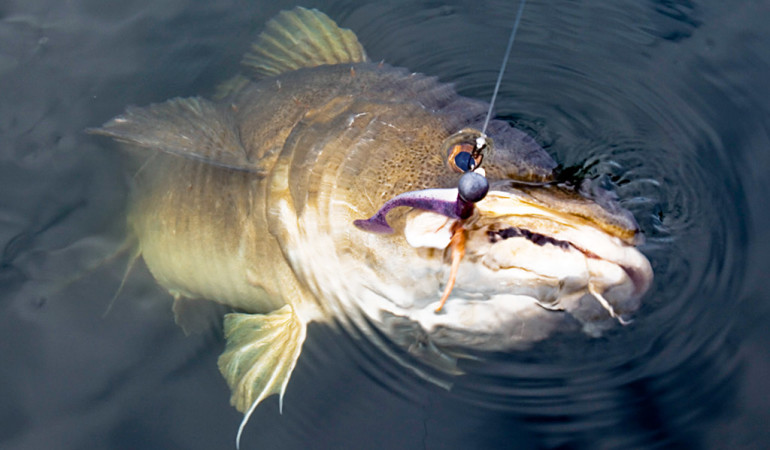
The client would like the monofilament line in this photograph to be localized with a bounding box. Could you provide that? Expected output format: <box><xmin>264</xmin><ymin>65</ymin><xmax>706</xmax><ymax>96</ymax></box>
<box><xmin>481</xmin><ymin>0</ymin><xmax>527</xmax><ymax>136</ymax></box>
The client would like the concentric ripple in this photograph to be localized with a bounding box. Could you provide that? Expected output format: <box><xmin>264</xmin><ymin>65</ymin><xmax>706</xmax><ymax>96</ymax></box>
<box><xmin>323</xmin><ymin>1</ymin><xmax>753</xmax><ymax>448</ymax></box>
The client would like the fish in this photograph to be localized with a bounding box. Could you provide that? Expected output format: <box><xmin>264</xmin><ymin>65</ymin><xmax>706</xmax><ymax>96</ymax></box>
<box><xmin>90</xmin><ymin>7</ymin><xmax>653</xmax><ymax>447</ymax></box>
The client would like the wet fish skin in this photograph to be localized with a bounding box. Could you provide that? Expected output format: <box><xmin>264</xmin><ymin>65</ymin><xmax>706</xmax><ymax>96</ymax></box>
<box><xmin>118</xmin><ymin>61</ymin><xmax>549</xmax><ymax>315</ymax></box>
<box><xmin>90</xmin><ymin>7</ymin><xmax>652</xmax><ymax>447</ymax></box>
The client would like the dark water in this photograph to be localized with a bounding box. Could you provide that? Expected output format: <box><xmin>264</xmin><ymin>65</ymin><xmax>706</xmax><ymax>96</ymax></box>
<box><xmin>2</xmin><ymin>0</ymin><xmax>769</xmax><ymax>449</ymax></box>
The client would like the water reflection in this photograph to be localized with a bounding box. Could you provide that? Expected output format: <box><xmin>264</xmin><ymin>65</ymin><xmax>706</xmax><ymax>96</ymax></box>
<box><xmin>1</xmin><ymin>0</ymin><xmax>767</xmax><ymax>449</ymax></box>
<box><xmin>343</xmin><ymin>0</ymin><xmax>749</xmax><ymax>444</ymax></box>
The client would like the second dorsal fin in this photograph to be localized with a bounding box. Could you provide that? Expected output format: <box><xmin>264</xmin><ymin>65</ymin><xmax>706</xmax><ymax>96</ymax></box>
<box><xmin>242</xmin><ymin>7</ymin><xmax>368</xmax><ymax>79</ymax></box>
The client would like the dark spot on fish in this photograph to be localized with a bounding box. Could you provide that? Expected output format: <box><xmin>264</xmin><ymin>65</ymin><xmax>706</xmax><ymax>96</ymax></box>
<box><xmin>487</xmin><ymin>227</ymin><xmax>571</xmax><ymax>250</ymax></box>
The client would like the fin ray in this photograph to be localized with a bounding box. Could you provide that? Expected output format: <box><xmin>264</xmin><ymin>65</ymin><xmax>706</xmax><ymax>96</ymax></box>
<box><xmin>103</xmin><ymin>239</ymin><xmax>141</xmax><ymax>318</ymax></box>
<box><xmin>242</xmin><ymin>7</ymin><xmax>368</xmax><ymax>79</ymax></box>
<box><xmin>217</xmin><ymin>305</ymin><xmax>307</xmax><ymax>448</ymax></box>
<box><xmin>89</xmin><ymin>97</ymin><xmax>260</xmax><ymax>173</ymax></box>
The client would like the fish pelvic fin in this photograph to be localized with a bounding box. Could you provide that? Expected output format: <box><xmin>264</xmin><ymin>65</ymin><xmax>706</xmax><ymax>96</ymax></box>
<box><xmin>217</xmin><ymin>304</ymin><xmax>307</xmax><ymax>449</ymax></box>
<box><xmin>242</xmin><ymin>7</ymin><xmax>368</xmax><ymax>80</ymax></box>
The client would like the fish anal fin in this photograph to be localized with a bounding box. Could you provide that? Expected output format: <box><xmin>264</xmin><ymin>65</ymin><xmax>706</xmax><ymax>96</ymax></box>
<box><xmin>89</xmin><ymin>97</ymin><xmax>263</xmax><ymax>174</ymax></box>
<box><xmin>218</xmin><ymin>305</ymin><xmax>307</xmax><ymax>445</ymax></box>
<box><xmin>243</xmin><ymin>7</ymin><xmax>368</xmax><ymax>80</ymax></box>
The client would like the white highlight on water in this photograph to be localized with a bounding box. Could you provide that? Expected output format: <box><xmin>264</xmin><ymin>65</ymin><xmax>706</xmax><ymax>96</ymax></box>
<box><xmin>481</xmin><ymin>0</ymin><xmax>528</xmax><ymax>136</ymax></box>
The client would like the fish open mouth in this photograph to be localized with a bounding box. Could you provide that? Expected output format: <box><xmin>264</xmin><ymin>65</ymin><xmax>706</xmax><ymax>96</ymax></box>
<box><xmin>352</xmin><ymin>127</ymin><xmax>653</xmax><ymax>346</ymax></box>
<box><xmin>486</xmin><ymin>224</ymin><xmax>651</xmax><ymax>300</ymax></box>
<box><xmin>400</xmin><ymin>184</ymin><xmax>653</xmax><ymax>331</ymax></box>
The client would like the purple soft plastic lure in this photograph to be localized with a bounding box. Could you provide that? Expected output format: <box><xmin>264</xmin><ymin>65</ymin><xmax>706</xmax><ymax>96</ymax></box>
<box><xmin>353</xmin><ymin>188</ymin><xmax>471</xmax><ymax>233</ymax></box>
<box><xmin>354</xmin><ymin>171</ymin><xmax>489</xmax><ymax>234</ymax></box>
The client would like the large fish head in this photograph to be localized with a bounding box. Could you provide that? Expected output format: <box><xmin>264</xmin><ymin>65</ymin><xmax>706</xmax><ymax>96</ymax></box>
<box><xmin>345</xmin><ymin>118</ymin><xmax>652</xmax><ymax>353</ymax></box>
<box><xmin>262</xmin><ymin>64</ymin><xmax>652</xmax><ymax>354</ymax></box>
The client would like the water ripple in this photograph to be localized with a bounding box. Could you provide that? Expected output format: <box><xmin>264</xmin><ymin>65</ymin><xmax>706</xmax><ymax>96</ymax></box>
<box><xmin>340</xmin><ymin>1</ymin><xmax>752</xmax><ymax>446</ymax></box>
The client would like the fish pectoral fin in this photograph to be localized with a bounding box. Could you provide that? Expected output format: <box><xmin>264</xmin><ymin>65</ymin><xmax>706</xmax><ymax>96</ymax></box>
<box><xmin>242</xmin><ymin>7</ymin><xmax>368</xmax><ymax>80</ymax></box>
<box><xmin>218</xmin><ymin>304</ymin><xmax>307</xmax><ymax>417</ymax></box>
<box><xmin>89</xmin><ymin>97</ymin><xmax>263</xmax><ymax>174</ymax></box>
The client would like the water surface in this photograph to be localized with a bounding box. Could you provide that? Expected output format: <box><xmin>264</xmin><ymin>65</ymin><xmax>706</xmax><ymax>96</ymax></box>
<box><xmin>1</xmin><ymin>0</ymin><xmax>769</xmax><ymax>449</ymax></box>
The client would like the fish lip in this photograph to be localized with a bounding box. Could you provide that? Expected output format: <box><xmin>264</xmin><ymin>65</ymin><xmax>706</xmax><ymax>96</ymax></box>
<box><xmin>484</xmin><ymin>224</ymin><xmax>652</xmax><ymax>300</ymax></box>
<box><xmin>620</xmin><ymin>262</ymin><xmax>653</xmax><ymax>298</ymax></box>
<box><xmin>488</xmin><ymin>180</ymin><xmax>643</xmax><ymax>246</ymax></box>
<box><xmin>566</xmin><ymin>240</ymin><xmax>653</xmax><ymax>298</ymax></box>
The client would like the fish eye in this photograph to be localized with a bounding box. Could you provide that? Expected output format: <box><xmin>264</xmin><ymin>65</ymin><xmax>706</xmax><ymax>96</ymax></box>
<box><xmin>441</xmin><ymin>128</ymin><xmax>491</xmax><ymax>174</ymax></box>
<box><xmin>448</xmin><ymin>145</ymin><xmax>476</xmax><ymax>173</ymax></box>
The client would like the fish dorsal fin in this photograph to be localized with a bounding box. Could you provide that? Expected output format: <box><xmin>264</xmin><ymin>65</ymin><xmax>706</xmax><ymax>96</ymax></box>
<box><xmin>89</xmin><ymin>97</ymin><xmax>263</xmax><ymax>173</ymax></box>
<box><xmin>242</xmin><ymin>7</ymin><xmax>368</xmax><ymax>79</ymax></box>
<box><xmin>217</xmin><ymin>304</ymin><xmax>307</xmax><ymax>449</ymax></box>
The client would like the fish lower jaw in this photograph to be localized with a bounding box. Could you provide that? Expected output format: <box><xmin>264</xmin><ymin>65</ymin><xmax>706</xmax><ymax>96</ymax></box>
<box><xmin>397</xmin><ymin>290</ymin><xmax>615</xmax><ymax>350</ymax></box>
<box><xmin>387</xmin><ymin>239</ymin><xmax>651</xmax><ymax>349</ymax></box>
<box><xmin>394</xmin><ymin>278</ymin><xmax>644</xmax><ymax>351</ymax></box>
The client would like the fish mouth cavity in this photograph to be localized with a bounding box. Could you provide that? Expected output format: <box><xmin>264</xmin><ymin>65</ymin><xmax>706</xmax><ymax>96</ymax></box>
<box><xmin>401</xmin><ymin>189</ymin><xmax>653</xmax><ymax>326</ymax></box>
<box><xmin>485</xmin><ymin>224</ymin><xmax>650</xmax><ymax>300</ymax></box>
<box><xmin>487</xmin><ymin>226</ymin><xmax>572</xmax><ymax>250</ymax></box>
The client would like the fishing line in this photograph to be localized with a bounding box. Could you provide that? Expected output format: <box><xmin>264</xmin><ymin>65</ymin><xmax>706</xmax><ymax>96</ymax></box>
<box><xmin>481</xmin><ymin>0</ymin><xmax>527</xmax><ymax>136</ymax></box>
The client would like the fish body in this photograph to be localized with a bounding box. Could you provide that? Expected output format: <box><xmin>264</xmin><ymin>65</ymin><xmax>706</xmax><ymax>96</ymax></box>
<box><xmin>92</xmin><ymin>7</ymin><xmax>652</xmax><ymax>446</ymax></box>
